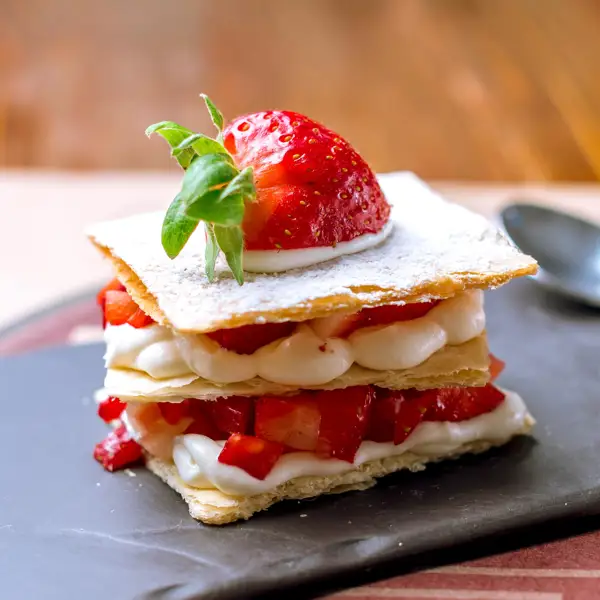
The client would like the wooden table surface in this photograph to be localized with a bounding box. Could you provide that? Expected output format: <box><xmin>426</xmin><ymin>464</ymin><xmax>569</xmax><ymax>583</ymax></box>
<box><xmin>2</xmin><ymin>170</ymin><xmax>600</xmax><ymax>330</ymax></box>
<box><xmin>2</xmin><ymin>0</ymin><xmax>600</xmax><ymax>180</ymax></box>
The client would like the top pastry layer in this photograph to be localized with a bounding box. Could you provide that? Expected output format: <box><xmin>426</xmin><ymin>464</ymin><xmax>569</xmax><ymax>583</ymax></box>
<box><xmin>87</xmin><ymin>172</ymin><xmax>537</xmax><ymax>334</ymax></box>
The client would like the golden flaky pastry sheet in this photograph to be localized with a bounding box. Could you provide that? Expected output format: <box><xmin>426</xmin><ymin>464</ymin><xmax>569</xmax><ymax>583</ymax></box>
<box><xmin>105</xmin><ymin>335</ymin><xmax>490</xmax><ymax>401</ymax></box>
<box><xmin>87</xmin><ymin>172</ymin><xmax>537</xmax><ymax>333</ymax></box>
<box><xmin>145</xmin><ymin>411</ymin><xmax>535</xmax><ymax>525</ymax></box>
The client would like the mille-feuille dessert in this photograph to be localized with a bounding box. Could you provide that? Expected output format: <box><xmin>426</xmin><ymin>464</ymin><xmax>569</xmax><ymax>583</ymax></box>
<box><xmin>88</xmin><ymin>96</ymin><xmax>537</xmax><ymax>524</ymax></box>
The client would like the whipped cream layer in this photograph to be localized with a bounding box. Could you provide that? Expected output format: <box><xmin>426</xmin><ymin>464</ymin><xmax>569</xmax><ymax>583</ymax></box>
<box><xmin>105</xmin><ymin>290</ymin><xmax>485</xmax><ymax>386</ymax></box>
<box><xmin>243</xmin><ymin>221</ymin><xmax>394</xmax><ymax>273</ymax></box>
<box><xmin>170</xmin><ymin>389</ymin><xmax>528</xmax><ymax>496</ymax></box>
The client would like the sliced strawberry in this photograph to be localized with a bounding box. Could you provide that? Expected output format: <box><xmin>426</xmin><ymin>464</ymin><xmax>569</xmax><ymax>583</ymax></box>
<box><xmin>255</xmin><ymin>395</ymin><xmax>321</xmax><ymax>451</ymax></box>
<box><xmin>97</xmin><ymin>396</ymin><xmax>126</xmax><ymax>423</ymax></box>
<box><xmin>489</xmin><ymin>354</ymin><xmax>506</xmax><ymax>382</ymax></box>
<box><xmin>97</xmin><ymin>278</ymin><xmax>126</xmax><ymax>306</ymax></box>
<box><xmin>94</xmin><ymin>424</ymin><xmax>144</xmax><ymax>472</ymax></box>
<box><xmin>207</xmin><ymin>321</ymin><xmax>296</xmax><ymax>355</ymax></box>
<box><xmin>104</xmin><ymin>290</ymin><xmax>139</xmax><ymax>326</ymax></box>
<box><xmin>315</xmin><ymin>386</ymin><xmax>374</xmax><ymax>462</ymax></box>
<box><xmin>203</xmin><ymin>396</ymin><xmax>253</xmax><ymax>435</ymax></box>
<box><xmin>127</xmin><ymin>308</ymin><xmax>155</xmax><ymax>329</ymax></box>
<box><xmin>218</xmin><ymin>434</ymin><xmax>284</xmax><ymax>480</ymax></box>
<box><xmin>311</xmin><ymin>301</ymin><xmax>439</xmax><ymax>339</ymax></box>
<box><xmin>222</xmin><ymin>111</ymin><xmax>390</xmax><ymax>251</ymax></box>
<box><xmin>425</xmin><ymin>384</ymin><xmax>506</xmax><ymax>422</ymax></box>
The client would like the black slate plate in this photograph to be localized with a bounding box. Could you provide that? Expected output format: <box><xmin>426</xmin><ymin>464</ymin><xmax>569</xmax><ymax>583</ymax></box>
<box><xmin>1</xmin><ymin>279</ymin><xmax>600</xmax><ymax>600</ymax></box>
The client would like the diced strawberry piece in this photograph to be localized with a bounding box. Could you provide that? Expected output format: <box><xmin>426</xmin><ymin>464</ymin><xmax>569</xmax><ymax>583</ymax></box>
<box><xmin>97</xmin><ymin>396</ymin><xmax>126</xmax><ymax>423</ymax></box>
<box><xmin>365</xmin><ymin>388</ymin><xmax>407</xmax><ymax>443</ymax></box>
<box><xmin>203</xmin><ymin>396</ymin><xmax>253</xmax><ymax>435</ymax></box>
<box><xmin>425</xmin><ymin>384</ymin><xmax>506</xmax><ymax>422</ymax></box>
<box><xmin>311</xmin><ymin>301</ymin><xmax>440</xmax><ymax>339</ymax></box>
<box><xmin>127</xmin><ymin>308</ymin><xmax>155</xmax><ymax>329</ymax></box>
<box><xmin>183</xmin><ymin>407</ymin><xmax>224</xmax><ymax>439</ymax></box>
<box><xmin>126</xmin><ymin>403</ymin><xmax>193</xmax><ymax>459</ymax></box>
<box><xmin>310</xmin><ymin>313</ymin><xmax>362</xmax><ymax>339</ymax></box>
<box><xmin>93</xmin><ymin>424</ymin><xmax>144</xmax><ymax>472</ymax></box>
<box><xmin>394</xmin><ymin>391</ymin><xmax>434</xmax><ymax>444</ymax></box>
<box><xmin>97</xmin><ymin>279</ymin><xmax>127</xmax><ymax>328</ymax></box>
<box><xmin>104</xmin><ymin>290</ymin><xmax>139</xmax><ymax>326</ymax></box>
<box><xmin>489</xmin><ymin>353</ymin><xmax>506</xmax><ymax>382</ymax></box>
<box><xmin>96</xmin><ymin>278</ymin><xmax>126</xmax><ymax>306</ymax></box>
<box><xmin>315</xmin><ymin>386</ymin><xmax>374</xmax><ymax>462</ymax></box>
<box><xmin>218</xmin><ymin>434</ymin><xmax>284</xmax><ymax>480</ymax></box>
<box><xmin>207</xmin><ymin>321</ymin><xmax>297</xmax><ymax>355</ymax></box>
<box><xmin>255</xmin><ymin>395</ymin><xmax>321</xmax><ymax>451</ymax></box>
<box><xmin>158</xmin><ymin>401</ymin><xmax>190</xmax><ymax>425</ymax></box>
<box><xmin>357</xmin><ymin>301</ymin><xmax>440</xmax><ymax>329</ymax></box>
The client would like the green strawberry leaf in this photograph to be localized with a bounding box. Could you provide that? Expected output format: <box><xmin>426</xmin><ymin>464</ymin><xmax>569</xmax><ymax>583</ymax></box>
<box><xmin>181</xmin><ymin>153</ymin><xmax>244</xmax><ymax>226</ymax></box>
<box><xmin>201</xmin><ymin>94</ymin><xmax>224</xmax><ymax>132</ymax></box>
<box><xmin>148</xmin><ymin>95</ymin><xmax>255</xmax><ymax>285</ymax></box>
<box><xmin>220</xmin><ymin>166</ymin><xmax>257</xmax><ymax>204</ymax></box>
<box><xmin>173</xmin><ymin>133</ymin><xmax>229</xmax><ymax>160</ymax></box>
<box><xmin>146</xmin><ymin>121</ymin><xmax>195</xmax><ymax>169</ymax></box>
<box><xmin>161</xmin><ymin>193</ymin><xmax>200</xmax><ymax>259</ymax></box>
<box><xmin>214</xmin><ymin>225</ymin><xmax>244</xmax><ymax>285</ymax></box>
<box><xmin>204</xmin><ymin>222</ymin><xmax>219</xmax><ymax>282</ymax></box>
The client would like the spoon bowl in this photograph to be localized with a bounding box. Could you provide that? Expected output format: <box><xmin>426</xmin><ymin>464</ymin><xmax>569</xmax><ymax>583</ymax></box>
<box><xmin>501</xmin><ymin>203</ymin><xmax>600</xmax><ymax>308</ymax></box>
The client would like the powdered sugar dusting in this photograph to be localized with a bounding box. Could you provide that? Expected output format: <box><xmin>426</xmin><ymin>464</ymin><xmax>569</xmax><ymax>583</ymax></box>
<box><xmin>87</xmin><ymin>172</ymin><xmax>536</xmax><ymax>333</ymax></box>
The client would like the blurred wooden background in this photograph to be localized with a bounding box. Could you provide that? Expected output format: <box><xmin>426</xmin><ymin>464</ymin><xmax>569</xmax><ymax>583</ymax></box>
<box><xmin>1</xmin><ymin>0</ymin><xmax>599</xmax><ymax>180</ymax></box>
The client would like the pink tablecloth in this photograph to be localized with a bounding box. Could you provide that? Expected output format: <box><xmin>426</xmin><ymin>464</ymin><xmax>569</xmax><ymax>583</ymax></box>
<box><xmin>4</xmin><ymin>299</ymin><xmax>599</xmax><ymax>600</ymax></box>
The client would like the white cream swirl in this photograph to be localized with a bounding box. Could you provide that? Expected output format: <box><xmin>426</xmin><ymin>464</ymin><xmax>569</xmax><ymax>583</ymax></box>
<box><xmin>243</xmin><ymin>222</ymin><xmax>394</xmax><ymax>273</ymax></box>
<box><xmin>105</xmin><ymin>290</ymin><xmax>485</xmax><ymax>386</ymax></box>
<box><xmin>171</xmin><ymin>389</ymin><xmax>529</xmax><ymax>496</ymax></box>
<box><xmin>104</xmin><ymin>324</ymin><xmax>190</xmax><ymax>379</ymax></box>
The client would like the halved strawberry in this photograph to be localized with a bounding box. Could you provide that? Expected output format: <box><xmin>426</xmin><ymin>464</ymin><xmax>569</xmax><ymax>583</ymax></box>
<box><xmin>203</xmin><ymin>396</ymin><xmax>253</xmax><ymax>435</ymax></box>
<box><xmin>222</xmin><ymin>111</ymin><xmax>390</xmax><ymax>251</ymax></box>
<box><xmin>315</xmin><ymin>386</ymin><xmax>374</xmax><ymax>462</ymax></box>
<box><xmin>311</xmin><ymin>301</ymin><xmax>440</xmax><ymax>339</ymax></box>
<box><xmin>425</xmin><ymin>384</ymin><xmax>506</xmax><ymax>422</ymax></box>
<box><xmin>97</xmin><ymin>396</ymin><xmax>126</xmax><ymax>423</ymax></box>
<box><xmin>489</xmin><ymin>354</ymin><xmax>506</xmax><ymax>382</ymax></box>
<box><xmin>94</xmin><ymin>424</ymin><xmax>144</xmax><ymax>472</ymax></box>
<box><xmin>207</xmin><ymin>321</ymin><xmax>296</xmax><ymax>355</ymax></box>
<box><xmin>255</xmin><ymin>395</ymin><xmax>321</xmax><ymax>451</ymax></box>
<box><xmin>104</xmin><ymin>290</ymin><xmax>139</xmax><ymax>326</ymax></box>
<box><xmin>218</xmin><ymin>434</ymin><xmax>284</xmax><ymax>480</ymax></box>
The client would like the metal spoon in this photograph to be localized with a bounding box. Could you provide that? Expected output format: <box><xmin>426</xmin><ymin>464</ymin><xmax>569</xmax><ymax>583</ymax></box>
<box><xmin>501</xmin><ymin>203</ymin><xmax>600</xmax><ymax>308</ymax></box>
